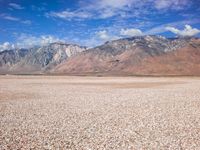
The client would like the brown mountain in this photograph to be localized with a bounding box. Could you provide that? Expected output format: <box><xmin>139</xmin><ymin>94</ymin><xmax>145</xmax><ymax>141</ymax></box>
<box><xmin>54</xmin><ymin>36</ymin><xmax>200</xmax><ymax>76</ymax></box>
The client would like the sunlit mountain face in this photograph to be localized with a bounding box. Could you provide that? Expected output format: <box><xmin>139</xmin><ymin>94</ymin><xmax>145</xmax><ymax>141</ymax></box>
<box><xmin>0</xmin><ymin>0</ymin><xmax>200</xmax><ymax>51</ymax></box>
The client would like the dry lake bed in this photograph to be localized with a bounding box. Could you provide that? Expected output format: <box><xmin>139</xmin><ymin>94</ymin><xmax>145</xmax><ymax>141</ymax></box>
<box><xmin>0</xmin><ymin>75</ymin><xmax>200</xmax><ymax>149</ymax></box>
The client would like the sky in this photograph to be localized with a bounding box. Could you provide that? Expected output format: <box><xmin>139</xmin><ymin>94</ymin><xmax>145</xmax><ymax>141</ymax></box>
<box><xmin>0</xmin><ymin>0</ymin><xmax>200</xmax><ymax>50</ymax></box>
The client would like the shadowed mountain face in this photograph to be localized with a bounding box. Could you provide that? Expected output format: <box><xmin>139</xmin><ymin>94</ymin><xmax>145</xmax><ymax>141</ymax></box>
<box><xmin>55</xmin><ymin>36</ymin><xmax>200</xmax><ymax>76</ymax></box>
<box><xmin>0</xmin><ymin>48</ymin><xmax>29</xmax><ymax>67</ymax></box>
<box><xmin>0</xmin><ymin>42</ymin><xmax>86</xmax><ymax>74</ymax></box>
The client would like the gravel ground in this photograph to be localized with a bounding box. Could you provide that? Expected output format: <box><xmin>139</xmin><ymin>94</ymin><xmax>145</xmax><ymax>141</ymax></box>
<box><xmin>0</xmin><ymin>76</ymin><xmax>200</xmax><ymax>149</ymax></box>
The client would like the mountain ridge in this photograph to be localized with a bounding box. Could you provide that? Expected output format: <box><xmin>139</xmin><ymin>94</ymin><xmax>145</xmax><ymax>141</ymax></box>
<box><xmin>0</xmin><ymin>42</ymin><xmax>86</xmax><ymax>74</ymax></box>
<box><xmin>54</xmin><ymin>36</ymin><xmax>200</xmax><ymax>76</ymax></box>
<box><xmin>0</xmin><ymin>36</ymin><xmax>200</xmax><ymax>75</ymax></box>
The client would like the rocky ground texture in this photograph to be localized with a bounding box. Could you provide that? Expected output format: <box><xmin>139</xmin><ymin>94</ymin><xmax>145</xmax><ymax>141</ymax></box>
<box><xmin>0</xmin><ymin>76</ymin><xmax>200</xmax><ymax>149</ymax></box>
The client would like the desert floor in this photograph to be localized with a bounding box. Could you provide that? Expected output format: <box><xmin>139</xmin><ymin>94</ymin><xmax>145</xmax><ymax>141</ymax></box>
<box><xmin>0</xmin><ymin>75</ymin><xmax>200</xmax><ymax>149</ymax></box>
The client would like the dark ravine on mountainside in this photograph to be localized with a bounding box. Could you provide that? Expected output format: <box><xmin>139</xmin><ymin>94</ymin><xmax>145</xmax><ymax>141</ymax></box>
<box><xmin>0</xmin><ymin>36</ymin><xmax>200</xmax><ymax>75</ymax></box>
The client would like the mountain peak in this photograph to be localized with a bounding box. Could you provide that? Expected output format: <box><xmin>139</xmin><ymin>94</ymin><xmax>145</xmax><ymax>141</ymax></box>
<box><xmin>0</xmin><ymin>42</ymin><xmax>86</xmax><ymax>74</ymax></box>
<box><xmin>54</xmin><ymin>36</ymin><xmax>200</xmax><ymax>75</ymax></box>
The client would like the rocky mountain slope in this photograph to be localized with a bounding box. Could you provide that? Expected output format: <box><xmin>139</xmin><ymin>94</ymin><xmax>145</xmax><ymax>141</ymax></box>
<box><xmin>0</xmin><ymin>42</ymin><xmax>86</xmax><ymax>74</ymax></box>
<box><xmin>55</xmin><ymin>36</ymin><xmax>200</xmax><ymax>75</ymax></box>
<box><xmin>1</xmin><ymin>36</ymin><xmax>200</xmax><ymax>75</ymax></box>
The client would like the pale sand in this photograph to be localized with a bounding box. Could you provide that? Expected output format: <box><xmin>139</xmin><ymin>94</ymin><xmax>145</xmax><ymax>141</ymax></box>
<box><xmin>0</xmin><ymin>76</ymin><xmax>200</xmax><ymax>149</ymax></box>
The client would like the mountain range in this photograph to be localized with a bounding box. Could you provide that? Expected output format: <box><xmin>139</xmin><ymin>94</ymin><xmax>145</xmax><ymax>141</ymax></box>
<box><xmin>1</xmin><ymin>36</ymin><xmax>200</xmax><ymax>76</ymax></box>
<box><xmin>0</xmin><ymin>42</ymin><xmax>86</xmax><ymax>74</ymax></box>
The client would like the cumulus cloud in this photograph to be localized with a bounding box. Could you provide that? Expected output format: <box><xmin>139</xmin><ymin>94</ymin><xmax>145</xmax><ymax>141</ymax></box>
<box><xmin>16</xmin><ymin>34</ymin><xmax>63</xmax><ymax>48</ymax></box>
<box><xmin>9</xmin><ymin>3</ymin><xmax>24</xmax><ymax>10</ymax></box>
<box><xmin>144</xmin><ymin>19</ymin><xmax>200</xmax><ymax>35</ymax></box>
<box><xmin>96</xmin><ymin>30</ymin><xmax>120</xmax><ymax>41</ymax></box>
<box><xmin>63</xmin><ymin>30</ymin><xmax>117</xmax><ymax>48</ymax></box>
<box><xmin>166</xmin><ymin>25</ymin><xmax>200</xmax><ymax>37</ymax></box>
<box><xmin>40</xmin><ymin>35</ymin><xmax>62</xmax><ymax>45</ymax></box>
<box><xmin>96</xmin><ymin>30</ymin><xmax>110</xmax><ymax>40</ymax></box>
<box><xmin>120</xmin><ymin>28</ymin><xmax>143</xmax><ymax>37</ymax></box>
<box><xmin>0</xmin><ymin>35</ymin><xmax>64</xmax><ymax>51</ymax></box>
<box><xmin>0</xmin><ymin>42</ymin><xmax>15</xmax><ymax>51</ymax></box>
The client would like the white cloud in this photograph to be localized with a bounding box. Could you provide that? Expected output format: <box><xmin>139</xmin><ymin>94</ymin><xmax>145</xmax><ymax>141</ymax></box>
<box><xmin>46</xmin><ymin>0</ymin><xmax>142</xmax><ymax>20</ymax></box>
<box><xmin>65</xmin><ymin>29</ymin><xmax>122</xmax><ymax>47</ymax></box>
<box><xmin>96</xmin><ymin>30</ymin><xmax>120</xmax><ymax>41</ymax></box>
<box><xmin>0</xmin><ymin>14</ymin><xmax>31</xmax><ymax>25</ymax></box>
<box><xmin>2</xmin><ymin>15</ymin><xmax>20</xmax><ymax>21</ymax></box>
<box><xmin>46</xmin><ymin>0</ymin><xmax>192</xmax><ymax>21</ymax></box>
<box><xmin>154</xmin><ymin>0</ymin><xmax>171</xmax><ymax>9</ymax></box>
<box><xmin>9</xmin><ymin>3</ymin><xmax>24</xmax><ymax>10</ymax></box>
<box><xmin>96</xmin><ymin>0</ymin><xmax>134</xmax><ymax>9</ymax></box>
<box><xmin>96</xmin><ymin>30</ymin><xmax>110</xmax><ymax>40</ymax></box>
<box><xmin>47</xmin><ymin>10</ymin><xmax>92</xmax><ymax>20</ymax></box>
<box><xmin>154</xmin><ymin>0</ymin><xmax>190</xmax><ymax>10</ymax></box>
<box><xmin>166</xmin><ymin>25</ymin><xmax>200</xmax><ymax>37</ymax></box>
<box><xmin>98</xmin><ymin>9</ymin><xmax>116</xmax><ymax>19</ymax></box>
<box><xmin>40</xmin><ymin>35</ymin><xmax>62</xmax><ymax>45</ymax></box>
<box><xmin>93</xmin><ymin>0</ymin><xmax>136</xmax><ymax>17</ymax></box>
<box><xmin>71</xmin><ymin>30</ymin><xmax>121</xmax><ymax>47</ymax></box>
<box><xmin>0</xmin><ymin>42</ymin><xmax>15</xmax><ymax>51</ymax></box>
<box><xmin>120</xmin><ymin>28</ymin><xmax>143</xmax><ymax>37</ymax></box>
<box><xmin>16</xmin><ymin>34</ymin><xmax>63</xmax><ymax>48</ymax></box>
<box><xmin>0</xmin><ymin>35</ymin><xmax>64</xmax><ymax>51</ymax></box>
<box><xmin>144</xmin><ymin>19</ymin><xmax>200</xmax><ymax>35</ymax></box>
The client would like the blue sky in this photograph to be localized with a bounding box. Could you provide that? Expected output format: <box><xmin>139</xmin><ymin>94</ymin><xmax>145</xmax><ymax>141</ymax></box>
<box><xmin>0</xmin><ymin>0</ymin><xmax>200</xmax><ymax>50</ymax></box>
